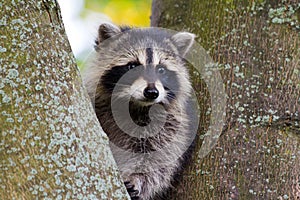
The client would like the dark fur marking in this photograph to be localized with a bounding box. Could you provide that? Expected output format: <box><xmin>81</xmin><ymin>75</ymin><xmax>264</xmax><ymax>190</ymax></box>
<box><xmin>158</xmin><ymin>67</ymin><xmax>179</xmax><ymax>103</ymax></box>
<box><xmin>101</xmin><ymin>62</ymin><xmax>142</xmax><ymax>92</ymax></box>
<box><xmin>146</xmin><ymin>48</ymin><xmax>153</xmax><ymax>64</ymax></box>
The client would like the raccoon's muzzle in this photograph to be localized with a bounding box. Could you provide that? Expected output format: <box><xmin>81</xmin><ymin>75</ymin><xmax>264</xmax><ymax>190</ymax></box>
<box><xmin>143</xmin><ymin>83</ymin><xmax>159</xmax><ymax>100</ymax></box>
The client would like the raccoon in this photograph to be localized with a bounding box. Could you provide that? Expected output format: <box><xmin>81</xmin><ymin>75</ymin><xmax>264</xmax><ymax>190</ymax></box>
<box><xmin>83</xmin><ymin>23</ymin><xmax>199</xmax><ymax>200</ymax></box>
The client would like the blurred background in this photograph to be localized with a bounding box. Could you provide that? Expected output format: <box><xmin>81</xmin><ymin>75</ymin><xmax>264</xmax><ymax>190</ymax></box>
<box><xmin>57</xmin><ymin>0</ymin><xmax>151</xmax><ymax>69</ymax></box>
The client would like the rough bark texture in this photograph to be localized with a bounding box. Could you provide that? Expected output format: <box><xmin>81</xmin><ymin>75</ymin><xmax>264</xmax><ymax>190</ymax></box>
<box><xmin>0</xmin><ymin>1</ymin><xmax>129</xmax><ymax>199</ymax></box>
<box><xmin>152</xmin><ymin>0</ymin><xmax>300</xmax><ymax>199</ymax></box>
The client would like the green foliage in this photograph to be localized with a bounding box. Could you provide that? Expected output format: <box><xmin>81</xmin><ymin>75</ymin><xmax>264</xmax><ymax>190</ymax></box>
<box><xmin>85</xmin><ymin>0</ymin><xmax>151</xmax><ymax>26</ymax></box>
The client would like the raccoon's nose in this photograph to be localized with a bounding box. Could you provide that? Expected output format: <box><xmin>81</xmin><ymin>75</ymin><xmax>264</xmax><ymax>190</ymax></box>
<box><xmin>143</xmin><ymin>85</ymin><xmax>159</xmax><ymax>100</ymax></box>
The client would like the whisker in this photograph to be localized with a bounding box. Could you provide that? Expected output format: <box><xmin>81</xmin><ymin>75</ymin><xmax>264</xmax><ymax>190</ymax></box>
<box><xmin>108</xmin><ymin>82</ymin><xmax>130</xmax><ymax>87</ymax></box>
<box><xmin>166</xmin><ymin>95</ymin><xmax>176</xmax><ymax>101</ymax></box>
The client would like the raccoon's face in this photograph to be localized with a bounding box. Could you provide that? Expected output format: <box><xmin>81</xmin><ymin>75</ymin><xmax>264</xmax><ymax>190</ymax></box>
<box><xmin>95</xmin><ymin>24</ymin><xmax>195</xmax><ymax>107</ymax></box>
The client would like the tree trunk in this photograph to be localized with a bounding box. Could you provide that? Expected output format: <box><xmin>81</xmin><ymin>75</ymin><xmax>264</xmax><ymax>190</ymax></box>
<box><xmin>152</xmin><ymin>0</ymin><xmax>300</xmax><ymax>199</ymax></box>
<box><xmin>0</xmin><ymin>1</ymin><xmax>129</xmax><ymax>199</ymax></box>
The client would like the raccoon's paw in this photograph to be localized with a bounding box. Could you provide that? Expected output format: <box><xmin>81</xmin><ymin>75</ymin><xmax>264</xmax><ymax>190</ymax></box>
<box><xmin>124</xmin><ymin>181</ymin><xmax>140</xmax><ymax>200</ymax></box>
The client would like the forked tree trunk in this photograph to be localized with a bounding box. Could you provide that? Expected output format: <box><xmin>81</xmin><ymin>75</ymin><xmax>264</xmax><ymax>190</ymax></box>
<box><xmin>152</xmin><ymin>0</ymin><xmax>300</xmax><ymax>199</ymax></box>
<box><xmin>0</xmin><ymin>1</ymin><xmax>129</xmax><ymax>199</ymax></box>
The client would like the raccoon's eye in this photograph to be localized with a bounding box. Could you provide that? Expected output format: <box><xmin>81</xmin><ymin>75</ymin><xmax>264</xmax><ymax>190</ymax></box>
<box><xmin>157</xmin><ymin>66</ymin><xmax>166</xmax><ymax>74</ymax></box>
<box><xmin>128</xmin><ymin>62</ymin><xmax>139</xmax><ymax>70</ymax></box>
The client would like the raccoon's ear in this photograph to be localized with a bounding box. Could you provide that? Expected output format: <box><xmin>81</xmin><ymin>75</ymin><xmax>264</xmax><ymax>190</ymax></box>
<box><xmin>171</xmin><ymin>32</ymin><xmax>195</xmax><ymax>56</ymax></box>
<box><xmin>97</xmin><ymin>23</ymin><xmax>121</xmax><ymax>44</ymax></box>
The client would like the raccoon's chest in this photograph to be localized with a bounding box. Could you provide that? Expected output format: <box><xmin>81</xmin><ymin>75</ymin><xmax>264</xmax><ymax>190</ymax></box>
<box><xmin>95</xmin><ymin>100</ymin><xmax>179</xmax><ymax>153</ymax></box>
<box><xmin>96</xmin><ymin>101</ymin><xmax>154</xmax><ymax>128</ymax></box>
<box><xmin>128</xmin><ymin>104</ymin><xmax>152</xmax><ymax>126</ymax></box>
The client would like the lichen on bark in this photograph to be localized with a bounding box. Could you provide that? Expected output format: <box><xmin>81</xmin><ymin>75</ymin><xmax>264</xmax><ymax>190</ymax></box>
<box><xmin>152</xmin><ymin>0</ymin><xmax>300</xmax><ymax>199</ymax></box>
<box><xmin>0</xmin><ymin>1</ymin><xmax>129</xmax><ymax>199</ymax></box>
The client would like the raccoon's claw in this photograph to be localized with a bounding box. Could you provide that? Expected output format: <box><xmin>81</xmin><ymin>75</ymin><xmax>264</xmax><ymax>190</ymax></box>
<box><xmin>124</xmin><ymin>181</ymin><xmax>140</xmax><ymax>199</ymax></box>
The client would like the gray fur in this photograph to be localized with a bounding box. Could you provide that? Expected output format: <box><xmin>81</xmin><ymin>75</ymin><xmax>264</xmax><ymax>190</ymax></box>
<box><xmin>83</xmin><ymin>24</ymin><xmax>198</xmax><ymax>200</ymax></box>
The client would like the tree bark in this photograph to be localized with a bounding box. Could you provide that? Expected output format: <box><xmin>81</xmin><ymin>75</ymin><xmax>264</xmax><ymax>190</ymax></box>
<box><xmin>152</xmin><ymin>0</ymin><xmax>300</xmax><ymax>199</ymax></box>
<box><xmin>0</xmin><ymin>1</ymin><xmax>129</xmax><ymax>199</ymax></box>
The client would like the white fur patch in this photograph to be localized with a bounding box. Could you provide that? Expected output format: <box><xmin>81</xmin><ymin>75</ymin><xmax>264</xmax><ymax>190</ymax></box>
<box><xmin>154</xmin><ymin>80</ymin><xmax>165</xmax><ymax>103</ymax></box>
<box><xmin>130</xmin><ymin>77</ymin><xmax>147</xmax><ymax>100</ymax></box>
<box><xmin>130</xmin><ymin>78</ymin><xmax>166</xmax><ymax>105</ymax></box>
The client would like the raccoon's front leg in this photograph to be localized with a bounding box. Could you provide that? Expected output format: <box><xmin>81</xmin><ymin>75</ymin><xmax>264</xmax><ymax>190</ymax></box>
<box><xmin>124</xmin><ymin>180</ymin><xmax>140</xmax><ymax>200</ymax></box>
<box><xmin>124</xmin><ymin>174</ymin><xmax>154</xmax><ymax>200</ymax></box>
<box><xmin>124</xmin><ymin>171</ymin><xmax>172</xmax><ymax>200</ymax></box>
<box><xmin>124</xmin><ymin>174</ymin><xmax>145</xmax><ymax>200</ymax></box>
